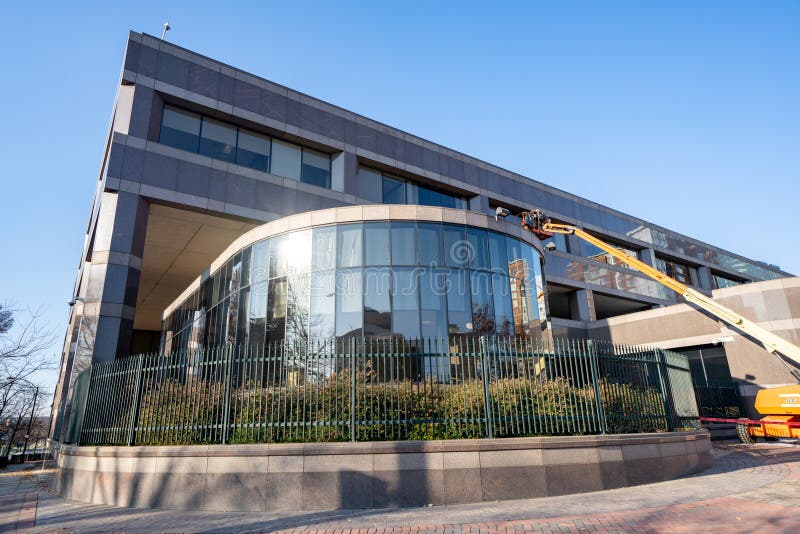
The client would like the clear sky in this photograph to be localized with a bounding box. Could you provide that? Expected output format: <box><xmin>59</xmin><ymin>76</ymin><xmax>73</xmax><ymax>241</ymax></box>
<box><xmin>1</xmin><ymin>1</ymin><xmax>798</xmax><ymax>395</ymax></box>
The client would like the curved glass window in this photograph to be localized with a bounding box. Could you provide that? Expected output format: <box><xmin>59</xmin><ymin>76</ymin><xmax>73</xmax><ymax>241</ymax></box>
<box><xmin>162</xmin><ymin>221</ymin><xmax>548</xmax><ymax>353</ymax></box>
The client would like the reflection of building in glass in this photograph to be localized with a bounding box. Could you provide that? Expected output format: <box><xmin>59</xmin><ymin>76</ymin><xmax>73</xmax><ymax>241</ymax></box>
<box><xmin>160</xmin><ymin>218</ymin><xmax>548</xmax><ymax>354</ymax></box>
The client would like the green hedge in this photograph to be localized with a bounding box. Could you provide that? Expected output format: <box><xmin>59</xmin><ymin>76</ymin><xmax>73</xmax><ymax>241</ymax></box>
<box><xmin>129</xmin><ymin>369</ymin><xmax>673</xmax><ymax>446</ymax></box>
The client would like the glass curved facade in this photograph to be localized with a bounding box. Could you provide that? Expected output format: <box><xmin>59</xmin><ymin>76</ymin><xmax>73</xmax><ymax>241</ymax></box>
<box><xmin>161</xmin><ymin>221</ymin><xmax>547</xmax><ymax>354</ymax></box>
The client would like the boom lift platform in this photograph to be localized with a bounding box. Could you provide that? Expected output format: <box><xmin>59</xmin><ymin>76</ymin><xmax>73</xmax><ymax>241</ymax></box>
<box><xmin>497</xmin><ymin>207</ymin><xmax>800</xmax><ymax>442</ymax></box>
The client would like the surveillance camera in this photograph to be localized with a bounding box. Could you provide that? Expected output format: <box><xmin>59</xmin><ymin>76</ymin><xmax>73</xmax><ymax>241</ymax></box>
<box><xmin>544</xmin><ymin>242</ymin><xmax>557</xmax><ymax>251</ymax></box>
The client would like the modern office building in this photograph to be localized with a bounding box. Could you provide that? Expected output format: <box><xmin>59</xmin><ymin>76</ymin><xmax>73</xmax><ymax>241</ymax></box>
<box><xmin>51</xmin><ymin>32</ymin><xmax>792</xmax><ymax>438</ymax></box>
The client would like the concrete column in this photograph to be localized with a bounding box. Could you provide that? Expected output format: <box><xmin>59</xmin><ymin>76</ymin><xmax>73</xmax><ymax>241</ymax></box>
<box><xmin>569</xmin><ymin>289</ymin><xmax>596</xmax><ymax>322</ymax></box>
<box><xmin>52</xmin><ymin>191</ymin><xmax>149</xmax><ymax>441</ymax></box>
<box><xmin>339</xmin><ymin>151</ymin><xmax>360</xmax><ymax>197</ymax></box>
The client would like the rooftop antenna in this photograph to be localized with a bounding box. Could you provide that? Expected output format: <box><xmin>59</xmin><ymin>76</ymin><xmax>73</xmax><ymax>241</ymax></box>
<box><xmin>161</xmin><ymin>22</ymin><xmax>171</xmax><ymax>40</ymax></box>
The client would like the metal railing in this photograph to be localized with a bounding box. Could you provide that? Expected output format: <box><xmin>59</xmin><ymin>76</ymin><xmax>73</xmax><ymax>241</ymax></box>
<box><xmin>694</xmin><ymin>383</ymin><xmax>742</xmax><ymax>419</ymax></box>
<box><xmin>65</xmin><ymin>337</ymin><xmax>700</xmax><ymax>446</ymax></box>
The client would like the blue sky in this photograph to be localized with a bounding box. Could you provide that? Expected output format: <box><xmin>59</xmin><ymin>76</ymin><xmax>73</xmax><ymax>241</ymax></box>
<box><xmin>1</xmin><ymin>1</ymin><xmax>798</xmax><ymax>393</ymax></box>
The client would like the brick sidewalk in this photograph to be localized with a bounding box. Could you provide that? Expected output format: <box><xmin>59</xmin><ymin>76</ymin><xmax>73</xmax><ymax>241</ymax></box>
<box><xmin>6</xmin><ymin>444</ymin><xmax>800</xmax><ymax>533</ymax></box>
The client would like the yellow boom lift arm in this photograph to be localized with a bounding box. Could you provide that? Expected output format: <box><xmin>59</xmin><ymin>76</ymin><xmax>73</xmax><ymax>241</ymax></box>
<box><xmin>499</xmin><ymin>208</ymin><xmax>800</xmax><ymax>438</ymax></box>
<box><xmin>500</xmin><ymin>208</ymin><xmax>800</xmax><ymax>376</ymax></box>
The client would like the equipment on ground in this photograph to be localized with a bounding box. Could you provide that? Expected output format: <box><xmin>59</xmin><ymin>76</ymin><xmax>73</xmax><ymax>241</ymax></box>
<box><xmin>497</xmin><ymin>207</ymin><xmax>800</xmax><ymax>442</ymax></box>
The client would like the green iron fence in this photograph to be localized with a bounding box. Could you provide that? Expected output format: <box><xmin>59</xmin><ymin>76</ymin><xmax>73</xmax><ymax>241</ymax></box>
<box><xmin>66</xmin><ymin>337</ymin><xmax>700</xmax><ymax>446</ymax></box>
<box><xmin>693</xmin><ymin>383</ymin><xmax>742</xmax><ymax>419</ymax></box>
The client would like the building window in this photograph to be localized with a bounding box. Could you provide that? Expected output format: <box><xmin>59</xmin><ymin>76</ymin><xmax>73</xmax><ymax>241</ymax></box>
<box><xmin>712</xmin><ymin>273</ymin><xmax>743</xmax><ymax>289</ymax></box>
<box><xmin>582</xmin><ymin>237</ymin><xmax>638</xmax><ymax>270</ymax></box>
<box><xmin>159</xmin><ymin>104</ymin><xmax>331</xmax><ymax>189</ymax></box>
<box><xmin>161</xmin><ymin>221</ymin><xmax>548</xmax><ymax>352</ymax></box>
<box><xmin>270</xmin><ymin>139</ymin><xmax>302</xmax><ymax>181</ymax></box>
<box><xmin>301</xmin><ymin>148</ymin><xmax>331</xmax><ymax>188</ymax></box>
<box><xmin>236</xmin><ymin>129</ymin><xmax>270</xmax><ymax>172</ymax></box>
<box><xmin>160</xmin><ymin>106</ymin><xmax>201</xmax><ymax>153</ymax></box>
<box><xmin>655</xmin><ymin>256</ymin><xmax>698</xmax><ymax>286</ymax></box>
<box><xmin>357</xmin><ymin>165</ymin><xmax>467</xmax><ymax>209</ymax></box>
<box><xmin>199</xmin><ymin>117</ymin><xmax>237</xmax><ymax>162</ymax></box>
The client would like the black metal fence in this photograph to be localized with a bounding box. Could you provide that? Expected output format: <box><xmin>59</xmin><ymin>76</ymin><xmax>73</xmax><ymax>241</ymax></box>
<box><xmin>694</xmin><ymin>384</ymin><xmax>742</xmax><ymax>419</ymax></box>
<box><xmin>65</xmin><ymin>337</ymin><xmax>700</xmax><ymax>446</ymax></box>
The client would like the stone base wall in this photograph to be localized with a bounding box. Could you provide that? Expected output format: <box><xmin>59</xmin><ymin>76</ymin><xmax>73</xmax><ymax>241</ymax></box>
<box><xmin>56</xmin><ymin>431</ymin><xmax>712</xmax><ymax>511</ymax></box>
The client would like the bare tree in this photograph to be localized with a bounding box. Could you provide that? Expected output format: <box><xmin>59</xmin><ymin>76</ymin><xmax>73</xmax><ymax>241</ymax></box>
<box><xmin>0</xmin><ymin>304</ymin><xmax>55</xmax><ymax>388</ymax></box>
<box><xmin>0</xmin><ymin>304</ymin><xmax>55</xmax><ymax>458</ymax></box>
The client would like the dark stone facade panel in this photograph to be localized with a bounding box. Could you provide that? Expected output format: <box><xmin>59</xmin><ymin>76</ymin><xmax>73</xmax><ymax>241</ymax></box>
<box><xmin>209</xmin><ymin>169</ymin><xmax>228</xmax><ymax>202</ymax></box>
<box><xmin>156</xmin><ymin>53</ymin><xmax>190</xmax><ymax>90</ymax></box>
<box><xmin>218</xmin><ymin>74</ymin><xmax>235</xmax><ymax>105</ymax></box>
<box><xmin>121</xmin><ymin>146</ymin><xmax>145</xmax><ymax>182</ymax></box>
<box><xmin>138</xmin><ymin>44</ymin><xmax>158</xmax><ymax>78</ymax></box>
<box><xmin>356</xmin><ymin>123</ymin><xmax>378</xmax><ymax>153</ymax></box>
<box><xmin>443</xmin><ymin>468</ymin><xmax>482</xmax><ymax>504</ymax></box>
<box><xmin>107</xmin><ymin>143</ymin><xmax>125</xmax><ymax>178</ymax></box>
<box><xmin>123</xmin><ymin>40</ymin><xmax>140</xmax><ymax>73</ymax></box>
<box><xmin>254</xmin><ymin>180</ymin><xmax>283</xmax><ymax>211</ymax></box>
<box><xmin>188</xmin><ymin>64</ymin><xmax>220</xmax><ymax>100</ymax></box>
<box><xmin>260</xmin><ymin>90</ymin><xmax>288</xmax><ymax>123</ymax></box>
<box><xmin>141</xmin><ymin>152</ymin><xmax>178</xmax><ymax>190</ymax></box>
<box><xmin>176</xmin><ymin>160</ymin><xmax>212</xmax><ymax>197</ymax></box>
<box><xmin>286</xmin><ymin>98</ymin><xmax>301</xmax><ymax>128</ymax></box>
<box><xmin>233</xmin><ymin>79</ymin><xmax>261</xmax><ymax>113</ymax></box>
<box><xmin>226</xmin><ymin>174</ymin><xmax>256</xmax><ymax>208</ymax></box>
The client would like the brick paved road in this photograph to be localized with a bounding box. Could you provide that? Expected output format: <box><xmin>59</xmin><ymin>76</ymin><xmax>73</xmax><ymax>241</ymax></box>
<box><xmin>2</xmin><ymin>444</ymin><xmax>800</xmax><ymax>533</ymax></box>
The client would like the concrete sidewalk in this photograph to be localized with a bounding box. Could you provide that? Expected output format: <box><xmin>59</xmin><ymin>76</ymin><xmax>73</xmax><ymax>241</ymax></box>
<box><xmin>3</xmin><ymin>444</ymin><xmax>800</xmax><ymax>533</ymax></box>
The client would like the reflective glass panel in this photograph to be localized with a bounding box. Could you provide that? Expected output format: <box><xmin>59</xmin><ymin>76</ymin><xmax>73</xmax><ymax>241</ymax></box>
<box><xmin>487</xmin><ymin>231</ymin><xmax>509</xmax><ymax>275</ymax></box>
<box><xmin>492</xmin><ymin>274</ymin><xmax>514</xmax><ymax>336</ymax></box>
<box><xmin>418</xmin><ymin>223</ymin><xmax>442</xmax><ymax>267</ymax></box>
<box><xmin>336</xmin><ymin>269</ymin><xmax>363</xmax><ymax>338</ymax></box>
<box><xmin>382</xmin><ymin>175</ymin><xmax>406</xmax><ymax>204</ymax></box>
<box><xmin>236</xmin><ymin>129</ymin><xmax>270</xmax><ymax>171</ymax></box>
<box><xmin>391</xmin><ymin>222</ymin><xmax>416</xmax><ymax>266</ymax></box>
<box><xmin>418</xmin><ymin>184</ymin><xmax>460</xmax><ymax>209</ymax></box>
<box><xmin>301</xmin><ymin>148</ymin><xmax>330</xmax><ymax>188</ymax></box>
<box><xmin>443</xmin><ymin>225</ymin><xmax>468</xmax><ymax>268</ymax></box>
<box><xmin>248</xmin><ymin>281</ymin><xmax>267</xmax><ymax>350</ymax></box>
<box><xmin>311</xmin><ymin>227</ymin><xmax>336</xmax><ymax>271</ymax></box>
<box><xmin>446</xmin><ymin>268</ymin><xmax>472</xmax><ymax>334</ymax></box>
<box><xmin>364</xmin><ymin>267</ymin><xmax>391</xmax><ymax>337</ymax></box>
<box><xmin>270</xmin><ymin>139</ymin><xmax>302</xmax><ymax>180</ymax></box>
<box><xmin>467</xmin><ymin>228</ymin><xmax>490</xmax><ymax>271</ymax></box>
<box><xmin>471</xmin><ymin>271</ymin><xmax>494</xmax><ymax>335</ymax></box>
<box><xmin>310</xmin><ymin>271</ymin><xmax>336</xmax><ymax>341</ymax></box>
<box><xmin>364</xmin><ymin>223</ymin><xmax>390</xmax><ymax>266</ymax></box>
<box><xmin>419</xmin><ymin>268</ymin><xmax>448</xmax><ymax>339</ymax></box>
<box><xmin>160</xmin><ymin>106</ymin><xmax>201</xmax><ymax>152</ymax></box>
<box><xmin>392</xmin><ymin>268</ymin><xmax>420</xmax><ymax>338</ymax></box>
<box><xmin>285</xmin><ymin>274</ymin><xmax>310</xmax><ymax>344</ymax></box>
<box><xmin>250</xmin><ymin>240</ymin><xmax>270</xmax><ymax>283</ymax></box>
<box><xmin>266</xmin><ymin>278</ymin><xmax>287</xmax><ymax>342</ymax></box>
<box><xmin>337</xmin><ymin>224</ymin><xmax>363</xmax><ymax>268</ymax></box>
<box><xmin>199</xmin><ymin>118</ymin><xmax>237</xmax><ymax>162</ymax></box>
<box><xmin>356</xmin><ymin>167</ymin><xmax>382</xmax><ymax>203</ymax></box>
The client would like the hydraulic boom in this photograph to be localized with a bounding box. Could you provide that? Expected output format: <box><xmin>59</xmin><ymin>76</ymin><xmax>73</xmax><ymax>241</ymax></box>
<box><xmin>503</xmin><ymin>208</ymin><xmax>800</xmax><ymax>377</ymax></box>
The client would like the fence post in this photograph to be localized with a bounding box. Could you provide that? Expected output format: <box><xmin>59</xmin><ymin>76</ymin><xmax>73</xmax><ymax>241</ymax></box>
<box><xmin>73</xmin><ymin>366</ymin><xmax>94</xmax><ymax>446</ymax></box>
<box><xmin>127</xmin><ymin>354</ymin><xmax>145</xmax><ymax>446</ymax></box>
<box><xmin>587</xmin><ymin>341</ymin><xmax>607</xmax><ymax>434</ymax></box>
<box><xmin>349</xmin><ymin>337</ymin><xmax>356</xmax><ymax>442</ymax></box>
<box><xmin>479</xmin><ymin>336</ymin><xmax>494</xmax><ymax>439</ymax></box>
<box><xmin>654</xmin><ymin>349</ymin><xmax>675</xmax><ymax>432</ymax></box>
<box><xmin>221</xmin><ymin>345</ymin><xmax>235</xmax><ymax>444</ymax></box>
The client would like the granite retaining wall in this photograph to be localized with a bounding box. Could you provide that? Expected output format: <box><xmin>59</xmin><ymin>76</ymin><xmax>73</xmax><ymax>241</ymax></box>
<box><xmin>56</xmin><ymin>430</ymin><xmax>712</xmax><ymax>511</ymax></box>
